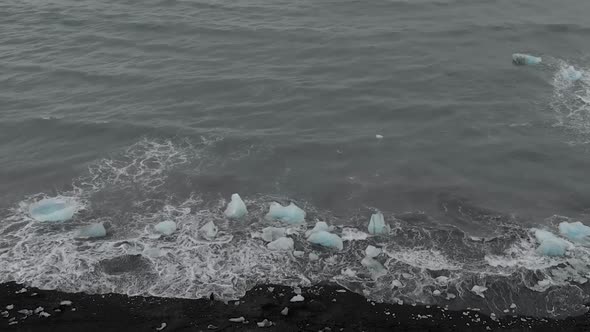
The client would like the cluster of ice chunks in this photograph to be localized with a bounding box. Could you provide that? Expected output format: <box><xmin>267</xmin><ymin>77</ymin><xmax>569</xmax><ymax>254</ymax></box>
<box><xmin>28</xmin><ymin>198</ymin><xmax>78</xmax><ymax>222</ymax></box>
<box><xmin>265</xmin><ymin>202</ymin><xmax>306</xmax><ymax>224</ymax></box>
<box><xmin>361</xmin><ymin>245</ymin><xmax>387</xmax><ymax>279</ymax></box>
<box><xmin>154</xmin><ymin>220</ymin><xmax>177</xmax><ymax>236</ymax></box>
<box><xmin>558</xmin><ymin>221</ymin><xmax>590</xmax><ymax>245</ymax></box>
<box><xmin>512</xmin><ymin>53</ymin><xmax>542</xmax><ymax>66</ymax></box>
<box><xmin>76</xmin><ymin>223</ymin><xmax>106</xmax><ymax>239</ymax></box>
<box><xmin>224</xmin><ymin>194</ymin><xmax>248</xmax><ymax>219</ymax></box>
<box><xmin>368</xmin><ymin>212</ymin><xmax>390</xmax><ymax>235</ymax></box>
<box><xmin>534</xmin><ymin>229</ymin><xmax>573</xmax><ymax>257</ymax></box>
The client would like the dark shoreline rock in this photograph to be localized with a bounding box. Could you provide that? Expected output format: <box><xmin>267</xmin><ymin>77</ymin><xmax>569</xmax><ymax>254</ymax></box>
<box><xmin>1</xmin><ymin>281</ymin><xmax>589</xmax><ymax>331</ymax></box>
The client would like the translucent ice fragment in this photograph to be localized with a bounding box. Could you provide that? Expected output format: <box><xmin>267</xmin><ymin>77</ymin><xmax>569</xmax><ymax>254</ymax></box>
<box><xmin>76</xmin><ymin>223</ymin><xmax>106</xmax><ymax>239</ymax></box>
<box><xmin>265</xmin><ymin>202</ymin><xmax>306</xmax><ymax>224</ymax></box>
<box><xmin>512</xmin><ymin>53</ymin><xmax>542</xmax><ymax>66</ymax></box>
<box><xmin>224</xmin><ymin>193</ymin><xmax>248</xmax><ymax>219</ymax></box>
<box><xmin>154</xmin><ymin>220</ymin><xmax>176</xmax><ymax>236</ymax></box>
<box><xmin>307</xmin><ymin>230</ymin><xmax>343</xmax><ymax>251</ymax></box>
<box><xmin>29</xmin><ymin>197</ymin><xmax>78</xmax><ymax>222</ymax></box>
<box><xmin>368</xmin><ymin>212</ymin><xmax>390</xmax><ymax>235</ymax></box>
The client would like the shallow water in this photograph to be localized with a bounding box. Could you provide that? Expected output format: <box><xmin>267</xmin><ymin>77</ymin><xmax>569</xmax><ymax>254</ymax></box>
<box><xmin>2</xmin><ymin>0</ymin><xmax>590</xmax><ymax>318</ymax></box>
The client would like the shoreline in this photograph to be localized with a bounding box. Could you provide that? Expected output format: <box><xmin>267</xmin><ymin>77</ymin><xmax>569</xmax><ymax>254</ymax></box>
<box><xmin>1</xmin><ymin>281</ymin><xmax>589</xmax><ymax>331</ymax></box>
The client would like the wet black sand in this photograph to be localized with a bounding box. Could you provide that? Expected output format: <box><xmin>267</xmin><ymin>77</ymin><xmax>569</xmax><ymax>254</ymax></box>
<box><xmin>1</xmin><ymin>281</ymin><xmax>589</xmax><ymax>331</ymax></box>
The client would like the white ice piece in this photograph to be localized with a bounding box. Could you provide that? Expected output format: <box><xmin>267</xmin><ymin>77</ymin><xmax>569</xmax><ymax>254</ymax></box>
<box><xmin>154</xmin><ymin>220</ymin><xmax>176</xmax><ymax>236</ymax></box>
<box><xmin>368</xmin><ymin>212</ymin><xmax>390</xmax><ymax>235</ymax></box>
<box><xmin>224</xmin><ymin>193</ymin><xmax>248</xmax><ymax>219</ymax></box>
<box><xmin>307</xmin><ymin>231</ymin><xmax>343</xmax><ymax>251</ymax></box>
<box><xmin>199</xmin><ymin>221</ymin><xmax>218</xmax><ymax>240</ymax></box>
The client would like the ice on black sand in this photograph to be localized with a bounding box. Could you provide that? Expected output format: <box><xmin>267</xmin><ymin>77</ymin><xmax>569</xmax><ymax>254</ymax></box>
<box><xmin>290</xmin><ymin>295</ymin><xmax>305</xmax><ymax>302</ymax></box>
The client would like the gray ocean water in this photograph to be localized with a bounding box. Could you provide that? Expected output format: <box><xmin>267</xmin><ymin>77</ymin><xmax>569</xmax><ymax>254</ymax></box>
<box><xmin>2</xmin><ymin>0</ymin><xmax>590</xmax><ymax>319</ymax></box>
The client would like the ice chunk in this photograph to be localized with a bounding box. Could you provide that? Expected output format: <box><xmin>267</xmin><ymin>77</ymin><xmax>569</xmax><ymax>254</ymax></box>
<box><xmin>224</xmin><ymin>193</ymin><xmax>248</xmax><ymax>219</ymax></box>
<box><xmin>267</xmin><ymin>237</ymin><xmax>294</xmax><ymax>251</ymax></box>
<box><xmin>199</xmin><ymin>221</ymin><xmax>218</xmax><ymax>240</ymax></box>
<box><xmin>560</xmin><ymin>66</ymin><xmax>583</xmax><ymax>81</ymax></box>
<box><xmin>559</xmin><ymin>222</ymin><xmax>590</xmax><ymax>245</ymax></box>
<box><xmin>257</xmin><ymin>319</ymin><xmax>273</xmax><ymax>327</ymax></box>
<box><xmin>156</xmin><ymin>323</ymin><xmax>167</xmax><ymax>331</ymax></box>
<box><xmin>361</xmin><ymin>256</ymin><xmax>387</xmax><ymax>279</ymax></box>
<box><xmin>265</xmin><ymin>202</ymin><xmax>306</xmax><ymax>224</ymax></box>
<box><xmin>293</xmin><ymin>250</ymin><xmax>304</xmax><ymax>257</ymax></box>
<box><xmin>309</xmin><ymin>252</ymin><xmax>319</xmax><ymax>261</ymax></box>
<box><xmin>261</xmin><ymin>227</ymin><xmax>286</xmax><ymax>242</ymax></box>
<box><xmin>29</xmin><ymin>197</ymin><xmax>78</xmax><ymax>222</ymax></box>
<box><xmin>365</xmin><ymin>245</ymin><xmax>381</xmax><ymax>258</ymax></box>
<box><xmin>281</xmin><ymin>307</ymin><xmax>289</xmax><ymax>316</ymax></box>
<box><xmin>368</xmin><ymin>212</ymin><xmax>390</xmax><ymax>235</ymax></box>
<box><xmin>229</xmin><ymin>317</ymin><xmax>245</xmax><ymax>323</ymax></box>
<box><xmin>307</xmin><ymin>230</ymin><xmax>343</xmax><ymax>251</ymax></box>
<box><xmin>471</xmin><ymin>285</ymin><xmax>487</xmax><ymax>298</ymax></box>
<box><xmin>341</xmin><ymin>268</ymin><xmax>356</xmax><ymax>277</ymax></box>
<box><xmin>534</xmin><ymin>229</ymin><xmax>572</xmax><ymax>257</ymax></box>
<box><xmin>433</xmin><ymin>290</ymin><xmax>441</xmax><ymax>296</ymax></box>
<box><xmin>376</xmin><ymin>134</ymin><xmax>383</xmax><ymax>139</ymax></box>
<box><xmin>341</xmin><ymin>228</ymin><xmax>368</xmax><ymax>241</ymax></box>
<box><xmin>154</xmin><ymin>220</ymin><xmax>176</xmax><ymax>236</ymax></box>
<box><xmin>290</xmin><ymin>295</ymin><xmax>305</xmax><ymax>302</ymax></box>
<box><xmin>435</xmin><ymin>276</ymin><xmax>449</xmax><ymax>285</ymax></box>
<box><xmin>76</xmin><ymin>223</ymin><xmax>106</xmax><ymax>239</ymax></box>
<box><xmin>512</xmin><ymin>53</ymin><xmax>542</xmax><ymax>66</ymax></box>
<box><xmin>391</xmin><ymin>280</ymin><xmax>402</xmax><ymax>288</ymax></box>
<box><xmin>305</xmin><ymin>221</ymin><xmax>334</xmax><ymax>237</ymax></box>
<box><xmin>60</xmin><ymin>301</ymin><xmax>72</xmax><ymax>306</ymax></box>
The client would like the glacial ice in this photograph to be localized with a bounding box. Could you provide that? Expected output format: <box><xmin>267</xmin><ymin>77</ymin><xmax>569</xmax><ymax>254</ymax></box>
<box><xmin>309</xmin><ymin>252</ymin><xmax>319</xmax><ymax>261</ymax></box>
<box><xmin>365</xmin><ymin>245</ymin><xmax>381</xmax><ymax>258</ymax></box>
<box><xmin>471</xmin><ymin>285</ymin><xmax>488</xmax><ymax>298</ymax></box>
<box><xmin>224</xmin><ymin>193</ymin><xmax>248</xmax><ymax>219</ymax></box>
<box><xmin>534</xmin><ymin>229</ymin><xmax>572</xmax><ymax>257</ymax></box>
<box><xmin>307</xmin><ymin>230</ymin><xmax>343</xmax><ymax>251</ymax></box>
<box><xmin>368</xmin><ymin>212</ymin><xmax>390</xmax><ymax>235</ymax></box>
<box><xmin>512</xmin><ymin>53</ymin><xmax>542</xmax><ymax>66</ymax></box>
<box><xmin>267</xmin><ymin>237</ymin><xmax>294</xmax><ymax>251</ymax></box>
<box><xmin>76</xmin><ymin>223</ymin><xmax>106</xmax><ymax>239</ymax></box>
<box><xmin>28</xmin><ymin>197</ymin><xmax>77</xmax><ymax>222</ymax></box>
<box><xmin>154</xmin><ymin>220</ymin><xmax>177</xmax><ymax>236</ymax></box>
<box><xmin>560</xmin><ymin>66</ymin><xmax>583</xmax><ymax>81</ymax></box>
<box><xmin>305</xmin><ymin>221</ymin><xmax>333</xmax><ymax>237</ymax></box>
<box><xmin>361</xmin><ymin>256</ymin><xmax>387</xmax><ymax>279</ymax></box>
<box><xmin>261</xmin><ymin>227</ymin><xmax>287</xmax><ymax>242</ymax></box>
<box><xmin>290</xmin><ymin>295</ymin><xmax>304</xmax><ymax>302</ymax></box>
<box><xmin>199</xmin><ymin>221</ymin><xmax>218</xmax><ymax>240</ymax></box>
<box><xmin>265</xmin><ymin>202</ymin><xmax>306</xmax><ymax>224</ymax></box>
<box><xmin>558</xmin><ymin>221</ymin><xmax>590</xmax><ymax>245</ymax></box>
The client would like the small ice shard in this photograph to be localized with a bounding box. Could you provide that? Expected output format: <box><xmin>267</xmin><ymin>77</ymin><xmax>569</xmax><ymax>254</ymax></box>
<box><xmin>560</xmin><ymin>66</ymin><xmax>583</xmax><ymax>81</ymax></box>
<box><xmin>558</xmin><ymin>222</ymin><xmax>590</xmax><ymax>245</ymax></box>
<box><xmin>34</xmin><ymin>307</ymin><xmax>44</xmax><ymax>314</ymax></box>
<box><xmin>224</xmin><ymin>193</ymin><xmax>248</xmax><ymax>219</ymax></box>
<box><xmin>265</xmin><ymin>202</ymin><xmax>306</xmax><ymax>224</ymax></box>
<box><xmin>512</xmin><ymin>53</ymin><xmax>542</xmax><ymax>66</ymax></box>
<box><xmin>309</xmin><ymin>252</ymin><xmax>319</xmax><ymax>261</ymax></box>
<box><xmin>281</xmin><ymin>307</ymin><xmax>289</xmax><ymax>316</ymax></box>
<box><xmin>376</xmin><ymin>134</ymin><xmax>384</xmax><ymax>139</ymax></box>
<box><xmin>368</xmin><ymin>212</ymin><xmax>390</xmax><ymax>235</ymax></box>
<box><xmin>391</xmin><ymin>280</ymin><xmax>402</xmax><ymax>288</ymax></box>
<box><xmin>510</xmin><ymin>303</ymin><xmax>517</xmax><ymax>309</ymax></box>
<box><xmin>60</xmin><ymin>301</ymin><xmax>72</xmax><ymax>306</ymax></box>
<box><xmin>305</xmin><ymin>221</ymin><xmax>334</xmax><ymax>237</ymax></box>
<box><xmin>156</xmin><ymin>322</ymin><xmax>167</xmax><ymax>331</ymax></box>
<box><xmin>534</xmin><ymin>229</ymin><xmax>572</xmax><ymax>257</ymax></box>
<box><xmin>39</xmin><ymin>312</ymin><xmax>50</xmax><ymax>318</ymax></box>
<box><xmin>6</xmin><ymin>305</ymin><xmax>14</xmax><ymax>310</ymax></box>
<box><xmin>307</xmin><ymin>231</ymin><xmax>343</xmax><ymax>251</ymax></box>
<box><xmin>341</xmin><ymin>268</ymin><xmax>356</xmax><ymax>277</ymax></box>
<box><xmin>257</xmin><ymin>319</ymin><xmax>273</xmax><ymax>327</ymax></box>
<box><xmin>267</xmin><ymin>237</ymin><xmax>294</xmax><ymax>251</ymax></box>
<box><xmin>361</xmin><ymin>256</ymin><xmax>387</xmax><ymax>279</ymax></box>
<box><xmin>433</xmin><ymin>290</ymin><xmax>441</xmax><ymax>296</ymax></box>
<box><xmin>199</xmin><ymin>221</ymin><xmax>218</xmax><ymax>240</ymax></box>
<box><xmin>229</xmin><ymin>317</ymin><xmax>246</xmax><ymax>323</ymax></box>
<box><xmin>341</xmin><ymin>228</ymin><xmax>368</xmax><ymax>241</ymax></box>
<box><xmin>76</xmin><ymin>223</ymin><xmax>106</xmax><ymax>239</ymax></box>
<box><xmin>365</xmin><ymin>245</ymin><xmax>381</xmax><ymax>258</ymax></box>
<box><xmin>293</xmin><ymin>250</ymin><xmax>304</xmax><ymax>257</ymax></box>
<box><xmin>290</xmin><ymin>295</ymin><xmax>305</xmax><ymax>302</ymax></box>
<box><xmin>15</xmin><ymin>288</ymin><xmax>27</xmax><ymax>294</ymax></box>
<box><xmin>154</xmin><ymin>220</ymin><xmax>176</xmax><ymax>236</ymax></box>
<box><xmin>29</xmin><ymin>197</ymin><xmax>78</xmax><ymax>222</ymax></box>
<box><xmin>261</xmin><ymin>227</ymin><xmax>286</xmax><ymax>242</ymax></box>
<box><xmin>471</xmin><ymin>285</ymin><xmax>488</xmax><ymax>298</ymax></box>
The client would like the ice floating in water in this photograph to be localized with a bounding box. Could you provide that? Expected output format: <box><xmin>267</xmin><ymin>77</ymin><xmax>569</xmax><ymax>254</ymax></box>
<box><xmin>534</xmin><ymin>229</ymin><xmax>572</xmax><ymax>257</ymax></box>
<box><xmin>341</xmin><ymin>228</ymin><xmax>368</xmax><ymax>241</ymax></box>
<box><xmin>224</xmin><ymin>193</ymin><xmax>248</xmax><ymax>219</ymax></box>
<box><xmin>558</xmin><ymin>222</ymin><xmax>590</xmax><ymax>245</ymax></box>
<box><xmin>365</xmin><ymin>245</ymin><xmax>381</xmax><ymax>258</ymax></box>
<box><xmin>154</xmin><ymin>220</ymin><xmax>176</xmax><ymax>236</ymax></box>
<box><xmin>305</xmin><ymin>221</ymin><xmax>333</xmax><ymax>237</ymax></box>
<box><xmin>368</xmin><ymin>212</ymin><xmax>390</xmax><ymax>235</ymax></box>
<box><xmin>76</xmin><ymin>223</ymin><xmax>106</xmax><ymax>239</ymax></box>
<box><xmin>309</xmin><ymin>252</ymin><xmax>319</xmax><ymax>261</ymax></box>
<box><xmin>471</xmin><ymin>285</ymin><xmax>488</xmax><ymax>298</ymax></box>
<box><xmin>265</xmin><ymin>202</ymin><xmax>306</xmax><ymax>224</ymax></box>
<box><xmin>261</xmin><ymin>227</ymin><xmax>287</xmax><ymax>242</ymax></box>
<box><xmin>267</xmin><ymin>237</ymin><xmax>294</xmax><ymax>251</ymax></box>
<box><xmin>307</xmin><ymin>230</ymin><xmax>343</xmax><ymax>251</ymax></box>
<box><xmin>361</xmin><ymin>256</ymin><xmax>387</xmax><ymax>279</ymax></box>
<box><xmin>560</xmin><ymin>66</ymin><xmax>583</xmax><ymax>81</ymax></box>
<box><xmin>199</xmin><ymin>221</ymin><xmax>218</xmax><ymax>240</ymax></box>
<box><xmin>28</xmin><ymin>197</ymin><xmax>78</xmax><ymax>222</ymax></box>
<box><xmin>512</xmin><ymin>53</ymin><xmax>542</xmax><ymax>66</ymax></box>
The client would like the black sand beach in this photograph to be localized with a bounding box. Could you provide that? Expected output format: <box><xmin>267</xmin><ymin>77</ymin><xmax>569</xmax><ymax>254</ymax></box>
<box><xmin>1</xmin><ymin>282</ymin><xmax>589</xmax><ymax>331</ymax></box>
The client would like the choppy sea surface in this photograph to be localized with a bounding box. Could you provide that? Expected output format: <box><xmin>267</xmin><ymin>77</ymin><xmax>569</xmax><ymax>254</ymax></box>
<box><xmin>2</xmin><ymin>0</ymin><xmax>590</xmax><ymax>318</ymax></box>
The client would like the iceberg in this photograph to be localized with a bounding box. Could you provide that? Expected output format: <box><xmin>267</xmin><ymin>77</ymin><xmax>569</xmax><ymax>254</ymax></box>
<box><xmin>199</xmin><ymin>221</ymin><xmax>218</xmax><ymax>240</ymax></box>
<box><xmin>29</xmin><ymin>197</ymin><xmax>78</xmax><ymax>222</ymax></box>
<box><xmin>76</xmin><ymin>223</ymin><xmax>106</xmax><ymax>239</ymax></box>
<box><xmin>365</xmin><ymin>245</ymin><xmax>381</xmax><ymax>258</ymax></box>
<box><xmin>560</xmin><ymin>66</ymin><xmax>583</xmax><ymax>81</ymax></box>
<box><xmin>368</xmin><ymin>212</ymin><xmax>390</xmax><ymax>235</ymax></box>
<box><xmin>534</xmin><ymin>229</ymin><xmax>572</xmax><ymax>257</ymax></box>
<box><xmin>558</xmin><ymin>221</ymin><xmax>590</xmax><ymax>245</ymax></box>
<box><xmin>154</xmin><ymin>220</ymin><xmax>176</xmax><ymax>236</ymax></box>
<box><xmin>267</xmin><ymin>237</ymin><xmax>294</xmax><ymax>251</ymax></box>
<box><xmin>305</xmin><ymin>221</ymin><xmax>334</xmax><ymax>237</ymax></box>
<box><xmin>224</xmin><ymin>193</ymin><xmax>248</xmax><ymax>219</ymax></box>
<box><xmin>265</xmin><ymin>202</ymin><xmax>306</xmax><ymax>224</ymax></box>
<box><xmin>307</xmin><ymin>230</ymin><xmax>343</xmax><ymax>251</ymax></box>
<box><xmin>512</xmin><ymin>53</ymin><xmax>542</xmax><ymax>66</ymax></box>
<box><xmin>261</xmin><ymin>227</ymin><xmax>287</xmax><ymax>242</ymax></box>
